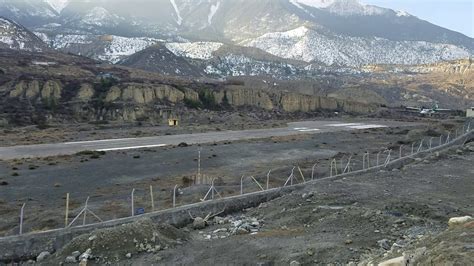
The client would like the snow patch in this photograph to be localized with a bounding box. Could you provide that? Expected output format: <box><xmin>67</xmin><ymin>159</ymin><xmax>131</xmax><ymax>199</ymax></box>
<box><xmin>294</xmin><ymin>0</ymin><xmax>336</xmax><ymax>9</ymax></box>
<box><xmin>166</xmin><ymin>42</ymin><xmax>223</xmax><ymax>60</ymax></box>
<box><xmin>396</xmin><ymin>10</ymin><xmax>410</xmax><ymax>17</ymax></box>
<box><xmin>169</xmin><ymin>0</ymin><xmax>183</xmax><ymax>25</ymax></box>
<box><xmin>45</xmin><ymin>0</ymin><xmax>69</xmax><ymax>13</ymax></box>
<box><xmin>208</xmin><ymin>1</ymin><xmax>220</xmax><ymax>25</ymax></box>
<box><xmin>81</xmin><ymin>7</ymin><xmax>119</xmax><ymax>27</ymax></box>
<box><xmin>245</xmin><ymin>27</ymin><xmax>471</xmax><ymax>66</ymax></box>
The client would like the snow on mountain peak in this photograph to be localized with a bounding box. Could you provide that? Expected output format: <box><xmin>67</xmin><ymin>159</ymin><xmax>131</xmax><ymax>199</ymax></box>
<box><xmin>208</xmin><ymin>1</ymin><xmax>221</xmax><ymax>25</ymax></box>
<box><xmin>82</xmin><ymin>7</ymin><xmax>119</xmax><ymax>27</ymax></box>
<box><xmin>294</xmin><ymin>0</ymin><xmax>336</xmax><ymax>9</ymax></box>
<box><xmin>170</xmin><ymin>0</ymin><xmax>183</xmax><ymax>25</ymax></box>
<box><xmin>166</xmin><ymin>42</ymin><xmax>223</xmax><ymax>60</ymax></box>
<box><xmin>291</xmin><ymin>0</ymin><xmax>386</xmax><ymax>16</ymax></box>
<box><xmin>396</xmin><ymin>10</ymin><xmax>410</xmax><ymax>17</ymax></box>
<box><xmin>45</xmin><ymin>0</ymin><xmax>69</xmax><ymax>13</ymax></box>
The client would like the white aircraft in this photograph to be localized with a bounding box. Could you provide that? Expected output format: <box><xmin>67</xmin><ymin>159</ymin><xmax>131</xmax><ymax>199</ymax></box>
<box><xmin>405</xmin><ymin>104</ymin><xmax>452</xmax><ymax>115</ymax></box>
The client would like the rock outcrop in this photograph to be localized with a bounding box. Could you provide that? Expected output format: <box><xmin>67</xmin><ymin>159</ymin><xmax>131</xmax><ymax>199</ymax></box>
<box><xmin>8</xmin><ymin>80</ymin><xmax>62</xmax><ymax>100</ymax></box>
<box><xmin>3</xmin><ymin>79</ymin><xmax>379</xmax><ymax>123</ymax></box>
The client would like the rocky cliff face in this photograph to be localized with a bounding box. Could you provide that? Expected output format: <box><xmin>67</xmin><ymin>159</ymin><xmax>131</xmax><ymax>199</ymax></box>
<box><xmin>2</xmin><ymin>79</ymin><xmax>378</xmax><ymax>125</ymax></box>
<box><xmin>362</xmin><ymin>59</ymin><xmax>473</xmax><ymax>75</ymax></box>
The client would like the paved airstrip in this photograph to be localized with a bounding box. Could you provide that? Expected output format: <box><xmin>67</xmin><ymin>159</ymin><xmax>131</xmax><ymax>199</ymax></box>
<box><xmin>0</xmin><ymin>120</ymin><xmax>407</xmax><ymax>160</ymax></box>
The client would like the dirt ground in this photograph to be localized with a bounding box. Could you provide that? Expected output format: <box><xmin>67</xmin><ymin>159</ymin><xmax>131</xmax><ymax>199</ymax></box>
<box><xmin>0</xmin><ymin>119</ymin><xmax>464</xmax><ymax>237</ymax></box>
<box><xmin>39</xmin><ymin>133</ymin><xmax>474</xmax><ymax>265</ymax></box>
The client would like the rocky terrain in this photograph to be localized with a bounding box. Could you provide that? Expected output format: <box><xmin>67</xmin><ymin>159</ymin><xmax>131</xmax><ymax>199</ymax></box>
<box><xmin>0</xmin><ymin>47</ymin><xmax>381</xmax><ymax>128</ymax></box>
<box><xmin>1</xmin><ymin>0</ymin><xmax>473</xmax><ymax>69</ymax></box>
<box><xmin>5</xmin><ymin>124</ymin><xmax>471</xmax><ymax>265</ymax></box>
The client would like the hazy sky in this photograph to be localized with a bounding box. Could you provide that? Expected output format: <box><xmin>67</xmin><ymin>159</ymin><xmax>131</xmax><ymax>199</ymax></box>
<box><xmin>362</xmin><ymin>0</ymin><xmax>473</xmax><ymax>37</ymax></box>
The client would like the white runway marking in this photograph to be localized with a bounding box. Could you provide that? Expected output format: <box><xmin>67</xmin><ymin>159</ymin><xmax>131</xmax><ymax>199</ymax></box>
<box><xmin>349</xmin><ymin>125</ymin><xmax>388</xmax><ymax>129</ymax></box>
<box><xmin>298</xmin><ymin>129</ymin><xmax>320</xmax><ymax>132</ymax></box>
<box><xmin>96</xmin><ymin>144</ymin><xmax>167</xmax><ymax>152</ymax></box>
<box><xmin>65</xmin><ymin>138</ymin><xmax>138</xmax><ymax>145</ymax></box>
<box><xmin>327</xmin><ymin>123</ymin><xmax>364</xmax><ymax>127</ymax></box>
<box><xmin>293</xmin><ymin>127</ymin><xmax>308</xmax><ymax>130</ymax></box>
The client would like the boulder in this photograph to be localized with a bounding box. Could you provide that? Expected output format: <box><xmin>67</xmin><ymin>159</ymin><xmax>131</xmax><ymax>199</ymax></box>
<box><xmin>192</xmin><ymin>217</ymin><xmax>206</xmax><ymax>230</ymax></box>
<box><xmin>65</xmin><ymin>256</ymin><xmax>77</xmax><ymax>263</ymax></box>
<box><xmin>448</xmin><ymin>216</ymin><xmax>473</xmax><ymax>227</ymax></box>
<box><xmin>79</xmin><ymin>248</ymin><xmax>92</xmax><ymax>261</ymax></box>
<box><xmin>36</xmin><ymin>251</ymin><xmax>50</xmax><ymax>262</ymax></box>
<box><xmin>378</xmin><ymin>255</ymin><xmax>408</xmax><ymax>266</ymax></box>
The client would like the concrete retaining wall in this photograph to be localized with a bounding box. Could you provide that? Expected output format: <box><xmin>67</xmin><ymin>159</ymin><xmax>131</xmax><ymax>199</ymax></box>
<box><xmin>0</xmin><ymin>131</ymin><xmax>472</xmax><ymax>263</ymax></box>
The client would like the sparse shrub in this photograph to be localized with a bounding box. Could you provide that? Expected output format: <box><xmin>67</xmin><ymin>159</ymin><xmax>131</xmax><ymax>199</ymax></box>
<box><xmin>198</xmin><ymin>88</ymin><xmax>218</xmax><ymax>110</ymax></box>
<box><xmin>184</xmin><ymin>98</ymin><xmax>203</xmax><ymax>109</ymax></box>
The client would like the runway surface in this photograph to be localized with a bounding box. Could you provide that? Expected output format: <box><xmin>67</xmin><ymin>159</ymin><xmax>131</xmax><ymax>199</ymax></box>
<box><xmin>0</xmin><ymin>120</ymin><xmax>408</xmax><ymax>160</ymax></box>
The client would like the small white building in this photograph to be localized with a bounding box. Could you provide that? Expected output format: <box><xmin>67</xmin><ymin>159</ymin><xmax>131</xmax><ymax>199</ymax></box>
<box><xmin>467</xmin><ymin>107</ymin><xmax>474</xmax><ymax>117</ymax></box>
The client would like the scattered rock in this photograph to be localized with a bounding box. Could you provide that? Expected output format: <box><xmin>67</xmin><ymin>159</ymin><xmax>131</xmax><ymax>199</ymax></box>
<box><xmin>178</xmin><ymin>142</ymin><xmax>188</xmax><ymax>147</ymax></box>
<box><xmin>192</xmin><ymin>217</ymin><xmax>206</xmax><ymax>230</ymax></box>
<box><xmin>79</xmin><ymin>248</ymin><xmax>92</xmax><ymax>261</ymax></box>
<box><xmin>125</xmin><ymin>253</ymin><xmax>132</xmax><ymax>258</ymax></box>
<box><xmin>36</xmin><ymin>251</ymin><xmax>50</xmax><ymax>262</ymax></box>
<box><xmin>448</xmin><ymin>216</ymin><xmax>473</xmax><ymax>227</ymax></box>
<box><xmin>71</xmin><ymin>251</ymin><xmax>81</xmax><ymax>258</ymax></box>
<box><xmin>65</xmin><ymin>256</ymin><xmax>77</xmax><ymax>263</ymax></box>
<box><xmin>302</xmin><ymin>191</ymin><xmax>314</xmax><ymax>199</ymax></box>
<box><xmin>345</xmin><ymin>239</ymin><xmax>353</xmax><ymax>245</ymax></box>
<box><xmin>88</xmin><ymin>235</ymin><xmax>97</xmax><ymax>241</ymax></box>
<box><xmin>290</xmin><ymin>260</ymin><xmax>301</xmax><ymax>266</ymax></box>
<box><xmin>378</xmin><ymin>255</ymin><xmax>408</xmax><ymax>266</ymax></box>
<box><xmin>378</xmin><ymin>239</ymin><xmax>391</xmax><ymax>250</ymax></box>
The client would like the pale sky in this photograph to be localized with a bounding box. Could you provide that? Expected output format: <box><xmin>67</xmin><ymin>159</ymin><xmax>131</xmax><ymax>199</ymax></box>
<box><xmin>363</xmin><ymin>0</ymin><xmax>474</xmax><ymax>37</ymax></box>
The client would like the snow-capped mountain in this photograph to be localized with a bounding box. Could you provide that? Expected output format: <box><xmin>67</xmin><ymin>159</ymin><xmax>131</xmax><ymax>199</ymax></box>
<box><xmin>35</xmin><ymin>33</ymin><xmax>163</xmax><ymax>63</ymax></box>
<box><xmin>0</xmin><ymin>0</ymin><xmax>472</xmax><ymax>70</ymax></box>
<box><xmin>0</xmin><ymin>16</ymin><xmax>47</xmax><ymax>51</ymax></box>
<box><xmin>244</xmin><ymin>26</ymin><xmax>471</xmax><ymax>66</ymax></box>
<box><xmin>45</xmin><ymin>0</ymin><xmax>69</xmax><ymax>14</ymax></box>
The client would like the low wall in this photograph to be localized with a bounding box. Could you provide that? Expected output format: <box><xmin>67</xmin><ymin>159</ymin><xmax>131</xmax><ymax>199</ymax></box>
<box><xmin>0</xmin><ymin>131</ymin><xmax>472</xmax><ymax>263</ymax></box>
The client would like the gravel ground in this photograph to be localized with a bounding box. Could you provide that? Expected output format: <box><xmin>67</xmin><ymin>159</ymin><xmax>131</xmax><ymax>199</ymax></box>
<box><xmin>37</xmin><ymin>137</ymin><xmax>474</xmax><ymax>265</ymax></box>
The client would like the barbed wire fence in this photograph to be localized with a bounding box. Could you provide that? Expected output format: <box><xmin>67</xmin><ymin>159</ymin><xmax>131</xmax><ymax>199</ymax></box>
<box><xmin>12</xmin><ymin>121</ymin><xmax>472</xmax><ymax>237</ymax></box>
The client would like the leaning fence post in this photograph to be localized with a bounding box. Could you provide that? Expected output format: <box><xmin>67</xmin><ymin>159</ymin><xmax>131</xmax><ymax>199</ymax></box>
<box><xmin>297</xmin><ymin>166</ymin><xmax>306</xmax><ymax>183</ymax></box>
<box><xmin>343</xmin><ymin>156</ymin><xmax>352</xmax><ymax>173</ymax></box>
<box><xmin>173</xmin><ymin>185</ymin><xmax>178</xmax><ymax>208</ymax></box>
<box><xmin>363</xmin><ymin>152</ymin><xmax>370</xmax><ymax>169</ymax></box>
<box><xmin>266</xmin><ymin>170</ymin><xmax>271</xmax><ymax>190</ymax></box>
<box><xmin>19</xmin><ymin>203</ymin><xmax>25</xmax><ymax>235</ymax></box>
<box><xmin>446</xmin><ymin>132</ymin><xmax>450</xmax><ymax>144</ymax></box>
<box><xmin>429</xmin><ymin>138</ymin><xmax>434</xmax><ymax>149</ymax></box>
<box><xmin>211</xmin><ymin>179</ymin><xmax>215</xmax><ymax>200</ymax></box>
<box><xmin>290</xmin><ymin>166</ymin><xmax>295</xmax><ymax>185</ymax></box>
<box><xmin>399</xmin><ymin>145</ymin><xmax>403</xmax><ymax>158</ymax></box>
<box><xmin>65</xmin><ymin>193</ymin><xmax>69</xmax><ymax>228</ymax></box>
<box><xmin>150</xmin><ymin>185</ymin><xmax>155</xmax><ymax>212</ymax></box>
<box><xmin>240</xmin><ymin>175</ymin><xmax>245</xmax><ymax>195</ymax></box>
<box><xmin>417</xmin><ymin>139</ymin><xmax>424</xmax><ymax>153</ymax></box>
<box><xmin>311</xmin><ymin>163</ymin><xmax>317</xmax><ymax>180</ymax></box>
<box><xmin>411</xmin><ymin>142</ymin><xmax>415</xmax><ymax>155</ymax></box>
<box><xmin>363</xmin><ymin>153</ymin><xmax>366</xmax><ymax>169</ymax></box>
<box><xmin>131</xmin><ymin>189</ymin><xmax>135</xmax><ymax>217</ymax></box>
<box><xmin>376</xmin><ymin>151</ymin><xmax>382</xmax><ymax>166</ymax></box>
<box><xmin>383</xmin><ymin>150</ymin><xmax>392</xmax><ymax>166</ymax></box>
<box><xmin>83</xmin><ymin>197</ymin><xmax>89</xmax><ymax>225</ymax></box>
